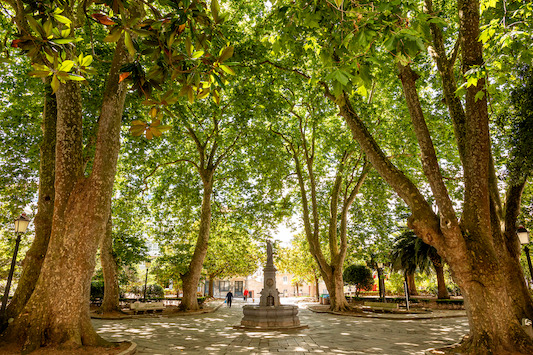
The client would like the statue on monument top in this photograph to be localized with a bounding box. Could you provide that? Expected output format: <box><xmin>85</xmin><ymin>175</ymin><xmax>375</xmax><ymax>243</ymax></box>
<box><xmin>266</xmin><ymin>240</ymin><xmax>274</xmax><ymax>267</ymax></box>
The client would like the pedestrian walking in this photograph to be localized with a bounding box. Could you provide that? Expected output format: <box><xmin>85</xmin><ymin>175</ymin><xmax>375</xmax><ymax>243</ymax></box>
<box><xmin>225</xmin><ymin>290</ymin><xmax>233</xmax><ymax>307</ymax></box>
<box><xmin>243</xmin><ymin>289</ymin><xmax>249</xmax><ymax>301</ymax></box>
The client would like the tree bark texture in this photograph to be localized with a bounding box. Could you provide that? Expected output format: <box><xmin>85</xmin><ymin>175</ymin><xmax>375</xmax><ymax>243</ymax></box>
<box><xmin>314</xmin><ymin>275</ymin><xmax>320</xmax><ymax>301</ymax></box>
<box><xmin>3</xmin><ymin>80</ymin><xmax>57</xmax><ymax>324</ymax></box>
<box><xmin>2</xmin><ymin>37</ymin><xmax>131</xmax><ymax>351</ymax></box>
<box><xmin>180</xmin><ymin>171</ymin><xmax>214</xmax><ymax>311</ymax></box>
<box><xmin>100</xmin><ymin>216</ymin><xmax>121</xmax><ymax>313</ymax></box>
<box><xmin>406</xmin><ymin>273</ymin><xmax>418</xmax><ymax>296</ymax></box>
<box><xmin>434</xmin><ymin>265</ymin><xmax>449</xmax><ymax>300</ymax></box>
<box><xmin>208</xmin><ymin>274</ymin><xmax>214</xmax><ymax>297</ymax></box>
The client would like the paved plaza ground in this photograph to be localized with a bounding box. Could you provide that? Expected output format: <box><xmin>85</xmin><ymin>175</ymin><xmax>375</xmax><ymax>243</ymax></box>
<box><xmin>93</xmin><ymin>298</ymin><xmax>469</xmax><ymax>354</ymax></box>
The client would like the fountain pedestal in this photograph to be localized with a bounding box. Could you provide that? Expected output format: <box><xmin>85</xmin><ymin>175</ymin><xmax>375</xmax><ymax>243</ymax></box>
<box><xmin>235</xmin><ymin>241</ymin><xmax>307</xmax><ymax>330</ymax></box>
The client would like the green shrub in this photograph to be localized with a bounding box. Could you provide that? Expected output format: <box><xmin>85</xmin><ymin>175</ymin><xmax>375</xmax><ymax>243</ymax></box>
<box><xmin>146</xmin><ymin>284</ymin><xmax>165</xmax><ymax>298</ymax></box>
<box><xmin>343</xmin><ymin>264</ymin><xmax>374</xmax><ymax>297</ymax></box>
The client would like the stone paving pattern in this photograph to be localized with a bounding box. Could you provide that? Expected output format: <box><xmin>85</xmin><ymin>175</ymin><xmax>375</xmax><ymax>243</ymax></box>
<box><xmin>93</xmin><ymin>299</ymin><xmax>469</xmax><ymax>354</ymax></box>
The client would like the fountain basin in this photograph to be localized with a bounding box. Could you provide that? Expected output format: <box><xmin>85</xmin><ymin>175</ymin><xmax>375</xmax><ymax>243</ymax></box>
<box><xmin>236</xmin><ymin>304</ymin><xmax>307</xmax><ymax>330</ymax></box>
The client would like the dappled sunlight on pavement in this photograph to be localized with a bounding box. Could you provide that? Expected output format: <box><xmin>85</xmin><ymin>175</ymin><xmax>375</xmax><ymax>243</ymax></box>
<box><xmin>93</xmin><ymin>298</ymin><xmax>469</xmax><ymax>354</ymax></box>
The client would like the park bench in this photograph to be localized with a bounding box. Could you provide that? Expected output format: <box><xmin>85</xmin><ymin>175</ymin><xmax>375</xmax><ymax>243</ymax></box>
<box><xmin>363</xmin><ymin>301</ymin><xmax>399</xmax><ymax>313</ymax></box>
<box><xmin>130</xmin><ymin>301</ymin><xmax>165</xmax><ymax>314</ymax></box>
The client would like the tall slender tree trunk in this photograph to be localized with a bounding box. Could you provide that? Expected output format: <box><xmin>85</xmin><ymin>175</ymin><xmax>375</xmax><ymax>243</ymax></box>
<box><xmin>406</xmin><ymin>273</ymin><xmax>418</xmax><ymax>296</ymax></box>
<box><xmin>3</xmin><ymin>81</ymin><xmax>56</xmax><ymax>325</ymax></box>
<box><xmin>180</xmin><ymin>172</ymin><xmax>214</xmax><ymax>311</ymax></box>
<box><xmin>208</xmin><ymin>274</ymin><xmax>214</xmax><ymax>297</ymax></box>
<box><xmin>314</xmin><ymin>273</ymin><xmax>320</xmax><ymax>301</ymax></box>
<box><xmin>2</xmin><ymin>38</ymin><xmax>131</xmax><ymax>351</ymax></box>
<box><xmin>100</xmin><ymin>216</ymin><xmax>121</xmax><ymax>313</ymax></box>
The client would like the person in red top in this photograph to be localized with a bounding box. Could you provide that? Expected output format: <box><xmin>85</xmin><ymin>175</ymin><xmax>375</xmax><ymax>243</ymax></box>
<box><xmin>243</xmin><ymin>289</ymin><xmax>249</xmax><ymax>301</ymax></box>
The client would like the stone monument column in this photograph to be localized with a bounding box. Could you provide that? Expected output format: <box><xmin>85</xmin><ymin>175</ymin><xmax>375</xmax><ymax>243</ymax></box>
<box><xmin>259</xmin><ymin>240</ymin><xmax>280</xmax><ymax>307</ymax></box>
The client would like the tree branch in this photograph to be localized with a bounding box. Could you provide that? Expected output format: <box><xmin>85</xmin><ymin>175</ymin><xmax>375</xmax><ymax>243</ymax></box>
<box><xmin>142</xmin><ymin>158</ymin><xmax>198</xmax><ymax>191</ymax></box>
<box><xmin>397</xmin><ymin>63</ymin><xmax>460</xmax><ymax>235</ymax></box>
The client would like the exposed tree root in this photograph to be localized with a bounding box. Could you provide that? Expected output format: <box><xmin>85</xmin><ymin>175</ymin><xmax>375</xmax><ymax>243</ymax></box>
<box><xmin>428</xmin><ymin>332</ymin><xmax>533</xmax><ymax>355</ymax></box>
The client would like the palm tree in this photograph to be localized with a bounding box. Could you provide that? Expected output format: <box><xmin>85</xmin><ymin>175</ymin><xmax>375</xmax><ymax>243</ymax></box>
<box><xmin>390</xmin><ymin>232</ymin><xmax>419</xmax><ymax>296</ymax></box>
<box><xmin>390</xmin><ymin>230</ymin><xmax>450</xmax><ymax>299</ymax></box>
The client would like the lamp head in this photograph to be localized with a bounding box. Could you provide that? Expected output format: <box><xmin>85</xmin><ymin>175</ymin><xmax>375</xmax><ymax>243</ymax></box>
<box><xmin>14</xmin><ymin>214</ymin><xmax>30</xmax><ymax>234</ymax></box>
<box><xmin>517</xmin><ymin>225</ymin><xmax>530</xmax><ymax>245</ymax></box>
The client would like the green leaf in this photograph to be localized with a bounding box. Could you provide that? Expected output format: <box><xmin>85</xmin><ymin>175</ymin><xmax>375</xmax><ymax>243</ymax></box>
<box><xmin>61</xmin><ymin>26</ymin><xmax>71</xmax><ymax>38</ymax></box>
<box><xmin>212</xmin><ymin>90</ymin><xmax>220</xmax><ymax>105</ymax></box>
<box><xmin>130</xmin><ymin>125</ymin><xmax>145</xmax><ymax>136</ymax></box>
<box><xmin>104</xmin><ymin>28</ymin><xmax>123</xmax><ymax>43</ymax></box>
<box><xmin>81</xmin><ymin>55</ymin><xmax>93</xmax><ymax>67</ymax></box>
<box><xmin>219</xmin><ymin>64</ymin><xmax>235</xmax><ymax>75</ymax></box>
<box><xmin>58</xmin><ymin>60</ymin><xmax>74</xmax><ymax>72</ymax></box>
<box><xmin>26</xmin><ymin>15</ymin><xmax>45</xmax><ymax>37</ymax></box>
<box><xmin>334</xmin><ymin>70</ymin><xmax>349</xmax><ymax>86</ymax></box>
<box><xmin>197</xmin><ymin>88</ymin><xmax>210</xmax><ymax>99</ymax></box>
<box><xmin>131</xmin><ymin>29</ymin><xmax>153</xmax><ymax>37</ymax></box>
<box><xmin>53</xmin><ymin>14</ymin><xmax>72</xmax><ymax>25</ymax></box>
<box><xmin>335</xmin><ymin>0</ymin><xmax>344</xmax><ymax>7</ymax></box>
<box><xmin>427</xmin><ymin>17</ymin><xmax>447</xmax><ymax>27</ymax></box>
<box><xmin>68</xmin><ymin>74</ymin><xmax>86</xmax><ymax>81</ymax></box>
<box><xmin>218</xmin><ymin>46</ymin><xmax>234</xmax><ymax>62</ymax></box>
<box><xmin>187</xmin><ymin>86</ymin><xmax>194</xmax><ymax>103</ymax></box>
<box><xmin>51</xmin><ymin>38</ymin><xmax>75</xmax><ymax>44</ymax></box>
<box><xmin>185</xmin><ymin>37</ymin><xmax>193</xmax><ymax>57</ymax></box>
<box><xmin>124</xmin><ymin>31</ymin><xmax>136</xmax><ymax>57</ymax></box>
<box><xmin>474</xmin><ymin>90</ymin><xmax>485</xmax><ymax>101</ymax></box>
<box><xmin>467</xmin><ymin>76</ymin><xmax>478</xmax><ymax>87</ymax></box>
<box><xmin>51</xmin><ymin>75</ymin><xmax>60</xmax><ymax>94</ymax></box>
<box><xmin>211</xmin><ymin>0</ymin><xmax>220</xmax><ymax>23</ymax></box>
<box><xmin>192</xmin><ymin>50</ymin><xmax>204</xmax><ymax>59</ymax></box>
<box><xmin>44</xmin><ymin>20</ymin><xmax>53</xmax><ymax>37</ymax></box>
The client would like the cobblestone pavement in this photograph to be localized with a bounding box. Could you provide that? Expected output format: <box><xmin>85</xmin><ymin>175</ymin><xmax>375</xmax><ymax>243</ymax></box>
<box><xmin>93</xmin><ymin>299</ymin><xmax>469</xmax><ymax>354</ymax></box>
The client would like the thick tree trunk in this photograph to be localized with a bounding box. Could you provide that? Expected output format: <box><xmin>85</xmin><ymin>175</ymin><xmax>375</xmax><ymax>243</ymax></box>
<box><xmin>100</xmin><ymin>217</ymin><xmax>121</xmax><ymax>313</ymax></box>
<box><xmin>2</xmin><ymin>37</ymin><xmax>130</xmax><ymax>351</ymax></box>
<box><xmin>406</xmin><ymin>273</ymin><xmax>418</xmax><ymax>296</ymax></box>
<box><xmin>3</xmin><ymin>81</ymin><xmax>56</xmax><ymax>324</ymax></box>
<box><xmin>180</xmin><ymin>173</ymin><xmax>214</xmax><ymax>311</ymax></box>
<box><xmin>434</xmin><ymin>265</ymin><xmax>449</xmax><ymax>300</ymax></box>
<box><xmin>320</xmin><ymin>267</ymin><xmax>349</xmax><ymax>311</ymax></box>
<box><xmin>449</xmin><ymin>253</ymin><xmax>533</xmax><ymax>353</ymax></box>
<box><xmin>2</xmin><ymin>81</ymin><xmax>105</xmax><ymax>351</ymax></box>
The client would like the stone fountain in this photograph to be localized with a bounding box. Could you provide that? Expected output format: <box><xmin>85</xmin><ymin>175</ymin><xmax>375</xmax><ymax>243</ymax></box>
<box><xmin>236</xmin><ymin>241</ymin><xmax>307</xmax><ymax>330</ymax></box>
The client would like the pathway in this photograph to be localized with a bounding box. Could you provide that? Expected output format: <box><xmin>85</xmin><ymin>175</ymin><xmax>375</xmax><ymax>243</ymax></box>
<box><xmin>93</xmin><ymin>299</ymin><xmax>469</xmax><ymax>354</ymax></box>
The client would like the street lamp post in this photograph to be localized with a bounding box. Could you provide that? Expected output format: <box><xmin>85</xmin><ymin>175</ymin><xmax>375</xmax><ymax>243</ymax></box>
<box><xmin>143</xmin><ymin>261</ymin><xmax>151</xmax><ymax>302</ymax></box>
<box><xmin>1</xmin><ymin>214</ymin><xmax>30</xmax><ymax>315</ymax></box>
<box><xmin>517</xmin><ymin>226</ymin><xmax>533</xmax><ymax>287</ymax></box>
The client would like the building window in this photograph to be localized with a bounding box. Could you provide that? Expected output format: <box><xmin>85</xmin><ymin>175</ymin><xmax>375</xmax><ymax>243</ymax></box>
<box><xmin>283</xmin><ymin>276</ymin><xmax>288</xmax><ymax>284</ymax></box>
<box><xmin>220</xmin><ymin>281</ymin><xmax>230</xmax><ymax>292</ymax></box>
